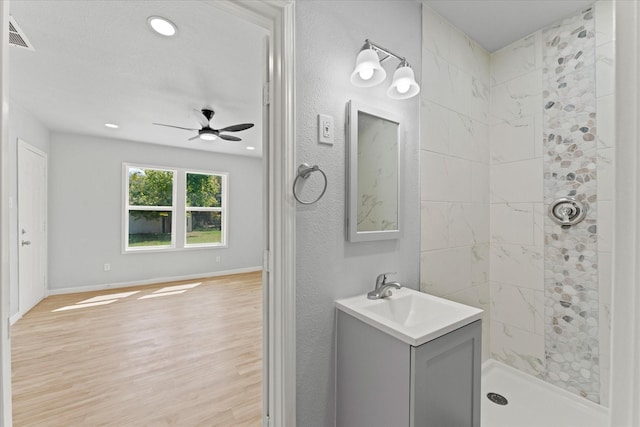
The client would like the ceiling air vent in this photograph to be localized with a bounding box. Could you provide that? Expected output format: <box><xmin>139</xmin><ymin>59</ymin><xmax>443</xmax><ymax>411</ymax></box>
<box><xmin>9</xmin><ymin>16</ymin><xmax>34</xmax><ymax>51</ymax></box>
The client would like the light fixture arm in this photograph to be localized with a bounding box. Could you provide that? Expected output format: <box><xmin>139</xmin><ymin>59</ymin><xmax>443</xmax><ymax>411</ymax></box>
<box><xmin>363</xmin><ymin>39</ymin><xmax>408</xmax><ymax>66</ymax></box>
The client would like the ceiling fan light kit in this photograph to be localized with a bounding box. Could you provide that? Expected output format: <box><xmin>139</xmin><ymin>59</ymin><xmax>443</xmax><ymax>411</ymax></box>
<box><xmin>153</xmin><ymin>108</ymin><xmax>254</xmax><ymax>143</ymax></box>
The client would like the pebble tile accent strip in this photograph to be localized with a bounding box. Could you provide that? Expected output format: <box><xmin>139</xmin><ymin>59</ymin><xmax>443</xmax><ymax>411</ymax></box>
<box><xmin>542</xmin><ymin>7</ymin><xmax>600</xmax><ymax>403</ymax></box>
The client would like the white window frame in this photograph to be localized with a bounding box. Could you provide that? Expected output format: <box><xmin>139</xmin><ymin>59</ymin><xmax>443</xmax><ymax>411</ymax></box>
<box><xmin>124</xmin><ymin>164</ymin><xmax>177</xmax><ymax>252</ymax></box>
<box><xmin>184</xmin><ymin>170</ymin><xmax>228</xmax><ymax>249</ymax></box>
<box><xmin>123</xmin><ymin>164</ymin><xmax>228</xmax><ymax>253</ymax></box>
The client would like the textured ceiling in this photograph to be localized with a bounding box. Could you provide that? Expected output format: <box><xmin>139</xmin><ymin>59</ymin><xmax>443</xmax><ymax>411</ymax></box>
<box><xmin>9</xmin><ymin>1</ymin><xmax>267</xmax><ymax>157</ymax></box>
<box><xmin>424</xmin><ymin>0</ymin><xmax>596</xmax><ymax>52</ymax></box>
<box><xmin>9</xmin><ymin>0</ymin><xmax>599</xmax><ymax>158</ymax></box>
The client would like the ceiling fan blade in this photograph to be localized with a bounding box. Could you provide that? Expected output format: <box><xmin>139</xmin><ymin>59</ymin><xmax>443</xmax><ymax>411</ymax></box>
<box><xmin>219</xmin><ymin>134</ymin><xmax>242</xmax><ymax>142</ymax></box>
<box><xmin>153</xmin><ymin>123</ymin><xmax>199</xmax><ymax>131</ymax></box>
<box><xmin>188</xmin><ymin>135</ymin><xmax>201</xmax><ymax>141</ymax></box>
<box><xmin>218</xmin><ymin>123</ymin><xmax>254</xmax><ymax>133</ymax></box>
<box><xmin>193</xmin><ymin>109</ymin><xmax>210</xmax><ymax>128</ymax></box>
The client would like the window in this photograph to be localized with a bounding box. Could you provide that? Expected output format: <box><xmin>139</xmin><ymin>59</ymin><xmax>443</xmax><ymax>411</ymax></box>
<box><xmin>126</xmin><ymin>166</ymin><xmax>175</xmax><ymax>249</ymax></box>
<box><xmin>186</xmin><ymin>172</ymin><xmax>224</xmax><ymax>247</ymax></box>
<box><xmin>124</xmin><ymin>164</ymin><xmax>227</xmax><ymax>252</ymax></box>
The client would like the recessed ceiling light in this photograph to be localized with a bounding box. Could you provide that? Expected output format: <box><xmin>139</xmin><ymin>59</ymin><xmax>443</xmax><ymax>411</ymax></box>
<box><xmin>104</xmin><ymin>123</ymin><xmax>119</xmax><ymax>129</ymax></box>
<box><xmin>246</xmin><ymin>146</ymin><xmax>256</xmax><ymax>151</ymax></box>
<box><xmin>147</xmin><ymin>16</ymin><xmax>177</xmax><ymax>37</ymax></box>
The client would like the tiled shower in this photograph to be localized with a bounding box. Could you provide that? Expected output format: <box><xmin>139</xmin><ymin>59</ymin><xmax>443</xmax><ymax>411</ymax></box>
<box><xmin>420</xmin><ymin>1</ymin><xmax>614</xmax><ymax>406</ymax></box>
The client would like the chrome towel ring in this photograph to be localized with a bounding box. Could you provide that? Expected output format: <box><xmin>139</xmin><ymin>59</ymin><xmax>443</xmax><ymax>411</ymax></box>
<box><xmin>293</xmin><ymin>163</ymin><xmax>327</xmax><ymax>205</ymax></box>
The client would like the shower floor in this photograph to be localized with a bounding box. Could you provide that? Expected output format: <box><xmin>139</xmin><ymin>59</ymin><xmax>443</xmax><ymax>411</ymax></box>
<box><xmin>481</xmin><ymin>360</ymin><xmax>608</xmax><ymax>427</ymax></box>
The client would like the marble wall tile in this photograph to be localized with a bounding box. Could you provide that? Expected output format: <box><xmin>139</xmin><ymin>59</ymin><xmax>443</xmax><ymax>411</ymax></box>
<box><xmin>597</xmin><ymin>148</ymin><xmax>614</xmax><ymax>201</ymax></box>
<box><xmin>472</xmin><ymin>121</ymin><xmax>490</xmax><ymax>163</ymax></box>
<box><xmin>534</xmin><ymin>290</ymin><xmax>545</xmax><ymax>335</ymax></box>
<box><xmin>472</xmin><ymin>243</ymin><xmax>490</xmax><ymax>285</ymax></box>
<box><xmin>422</xmin><ymin>49</ymin><xmax>453</xmax><ymax>106</ymax></box>
<box><xmin>533</xmin><ymin>203</ymin><xmax>545</xmax><ymax>247</ymax></box>
<box><xmin>490</xmin><ymin>203</ymin><xmax>534</xmax><ymax>245</ymax></box>
<box><xmin>491</xmin><ymin>282</ymin><xmax>537</xmax><ymax>331</ymax></box>
<box><xmin>449</xmin><ymin>203</ymin><xmax>475</xmax><ymax>247</ymax></box>
<box><xmin>422</xmin><ymin>4</ymin><xmax>450</xmax><ymax>57</ymax></box>
<box><xmin>471</xmin><ymin>162</ymin><xmax>489</xmax><ymax>203</ymax></box>
<box><xmin>490</xmin><ymin>71</ymin><xmax>542</xmax><ymax>124</ymax></box>
<box><xmin>449</xmin><ymin>203</ymin><xmax>489</xmax><ymax>246</ymax></box>
<box><xmin>491</xmin><ymin>34</ymin><xmax>537</xmax><ymax>86</ymax></box>
<box><xmin>490</xmin><ymin>244</ymin><xmax>544</xmax><ymax>291</ymax></box>
<box><xmin>421</xmin><ymin>151</ymin><xmax>472</xmax><ymax>202</ymax></box>
<box><xmin>449</xmin><ymin>112</ymin><xmax>474</xmax><ymax>160</ymax></box>
<box><xmin>534</xmin><ymin>114</ymin><xmax>544</xmax><ymax>158</ymax></box>
<box><xmin>595</xmin><ymin>41</ymin><xmax>614</xmax><ymax>97</ymax></box>
<box><xmin>596</xmin><ymin>95</ymin><xmax>615</xmax><ymax>149</ymax></box>
<box><xmin>491</xmin><ymin>320</ymin><xmax>545</xmax><ymax>378</ymax></box>
<box><xmin>595</xmin><ymin>0</ymin><xmax>615</xmax><ymax>46</ymax></box>
<box><xmin>471</xmin><ymin>76</ymin><xmax>490</xmax><ymax>124</ymax></box>
<box><xmin>420</xmin><ymin>99</ymin><xmax>449</xmax><ymax>154</ymax></box>
<box><xmin>448</xmin><ymin>64</ymin><xmax>472</xmax><ymax>116</ymax></box>
<box><xmin>447</xmin><ymin>281</ymin><xmax>490</xmax><ymax>311</ymax></box>
<box><xmin>598</xmin><ymin>251</ymin><xmax>612</xmax><ymax>407</ymax></box>
<box><xmin>597</xmin><ymin>200</ymin><xmax>613</xmax><ymax>252</ymax></box>
<box><xmin>446</xmin><ymin>281</ymin><xmax>491</xmax><ymax>361</ymax></box>
<box><xmin>490</xmin><ymin>117</ymin><xmax>535</xmax><ymax>164</ymax></box>
<box><xmin>490</xmin><ymin>159</ymin><xmax>542</xmax><ymax>203</ymax></box>
<box><xmin>420</xmin><ymin>248</ymin><xmax>472</xmax><ymax>296</ymax></box>
<box><xmin>420</xmin><ymin>201</ymin><xmax>449</xmax><ymax>251</ymax></box>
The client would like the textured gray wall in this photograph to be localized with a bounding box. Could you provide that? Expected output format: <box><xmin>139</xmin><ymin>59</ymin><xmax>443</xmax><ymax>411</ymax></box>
<box><xmin>295</xmin><ymin>1</ymin><xmax>422</xmax><ymax>425</ymax></box>
<box><xmin>8</xmin><ymin>101</ymin><xmax>50</xmax><ymax>317</ymax></box>
<box><xmin>48</xmin><ymin>132</ymin><xmax>262</xmax><ymax>291</ymax></box>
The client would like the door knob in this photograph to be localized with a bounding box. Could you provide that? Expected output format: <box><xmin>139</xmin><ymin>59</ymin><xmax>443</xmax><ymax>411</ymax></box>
<box><xmin>21</xmin><ymin>240</ymin><xmax>31</xmax><ymax>246</ymax></box>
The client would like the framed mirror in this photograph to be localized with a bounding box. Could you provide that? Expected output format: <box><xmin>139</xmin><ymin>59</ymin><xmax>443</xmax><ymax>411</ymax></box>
<box><xmin>346</xmin><ymin>100</ymin><xmax>401</xmax><ymax>242</ymax></box>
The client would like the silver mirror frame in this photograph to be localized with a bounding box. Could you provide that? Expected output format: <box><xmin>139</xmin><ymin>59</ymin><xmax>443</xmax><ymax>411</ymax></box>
<box><xmin>346</xmin><ymin>100</ymin><xmax>401</xmax><ymax>242</ymax></box>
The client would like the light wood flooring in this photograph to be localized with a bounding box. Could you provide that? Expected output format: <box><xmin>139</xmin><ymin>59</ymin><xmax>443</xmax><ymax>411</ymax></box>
<box><xmin>11</xmin><ymin>272</ymin><xmax>262</xmax><ymax>426</ymax></box>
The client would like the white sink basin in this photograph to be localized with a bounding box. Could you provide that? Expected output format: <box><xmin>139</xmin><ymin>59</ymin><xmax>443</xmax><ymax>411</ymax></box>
<box><xmin>335</xmin><ymin>287</ymin><xmax>483</xmax><ymax>346</ymax></box>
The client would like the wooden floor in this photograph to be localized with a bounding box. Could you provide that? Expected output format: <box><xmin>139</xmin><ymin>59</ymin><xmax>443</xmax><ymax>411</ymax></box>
<box><xmin>11</xmin><ymin>272</ymin><xmax>262</xmax><ymax>426</ymax></box>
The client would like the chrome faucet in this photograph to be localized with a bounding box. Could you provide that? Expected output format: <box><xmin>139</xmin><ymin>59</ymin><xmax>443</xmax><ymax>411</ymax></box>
<box><xmin>367</xmin><ymin>272</ymin><xmax>402</xmax><ymax>299</ymax></box>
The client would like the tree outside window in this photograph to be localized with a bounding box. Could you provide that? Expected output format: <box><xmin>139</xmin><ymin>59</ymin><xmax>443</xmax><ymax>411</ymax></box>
<box><xmin>125</xmin><ymin>165</ymin><xmax>227</xmax><ymax>251</ymax></box>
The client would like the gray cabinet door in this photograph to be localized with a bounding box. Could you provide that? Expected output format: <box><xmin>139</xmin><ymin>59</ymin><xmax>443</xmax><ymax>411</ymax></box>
<box><xmin>410</xmin><ymin>320</ymin><xmax>481</xmax><ymax>427</ymax></box>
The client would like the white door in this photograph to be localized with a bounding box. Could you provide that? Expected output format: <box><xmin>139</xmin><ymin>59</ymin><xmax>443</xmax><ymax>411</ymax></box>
<box><xmin>17</xmin><ymin>140</ymin><xmax>47</xmax><ymax>315</ymax></box>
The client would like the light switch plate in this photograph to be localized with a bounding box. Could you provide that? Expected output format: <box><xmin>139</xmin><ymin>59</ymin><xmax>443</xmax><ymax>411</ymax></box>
<box><xmin>318</xmin><ymin>114</ymin><xmax>334</xmax><ymax>145</ymax></box>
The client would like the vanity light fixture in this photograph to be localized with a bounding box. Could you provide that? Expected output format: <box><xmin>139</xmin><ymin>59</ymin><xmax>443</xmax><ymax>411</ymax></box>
<box><xmin>104</xmin><ymin>123</ymin><xmax>119</xmax><ymax>129</ymax></box>
<box><xmin>147</xmin><ymin>16</ymin><xmax>177</xmax><ymax>37</ymax></box>
<box><xmin>350</xmin><ymin>39</ymin><xmax>420</xmax><ymax>100</ymax></box>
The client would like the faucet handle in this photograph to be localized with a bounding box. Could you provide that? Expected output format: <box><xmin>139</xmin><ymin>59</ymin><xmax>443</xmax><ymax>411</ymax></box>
<box><xmin>376</xmin><ymin>272</ymin><xmax>396</xmax><ymax>286</ymax></box>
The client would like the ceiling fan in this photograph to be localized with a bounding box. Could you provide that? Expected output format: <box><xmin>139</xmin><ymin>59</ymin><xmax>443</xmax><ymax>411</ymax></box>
<box><xmin>153</xmin><ymin>108</ymin><xmax>254</xmax><ymax>142</ymax></box>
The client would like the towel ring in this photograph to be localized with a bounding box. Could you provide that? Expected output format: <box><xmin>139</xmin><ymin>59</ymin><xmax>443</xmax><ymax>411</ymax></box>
<box><xmin>293</xmin><ymin>163</ymin><xmax>327</xmax><ymax>205</ymax></box>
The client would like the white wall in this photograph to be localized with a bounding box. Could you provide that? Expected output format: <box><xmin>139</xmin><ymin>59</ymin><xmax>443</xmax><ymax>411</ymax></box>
<box><xmin>295</xmin><ymin>1</ymin><xmax>421</xmax><ymax>425</ymax></box>
<box><xmin>419</xmin><ymin>4</ymin><xmax>491</xmax><ymax>360</ymax></box>
<box><xmin>48</xmin><ymin>132</ymin><xmax>262</xmax><ymax>291</ymax></box>
<box><xmin>8</xmin><ymin>100</ymin><xmax>50</xmax><ymax>317</ymax></box>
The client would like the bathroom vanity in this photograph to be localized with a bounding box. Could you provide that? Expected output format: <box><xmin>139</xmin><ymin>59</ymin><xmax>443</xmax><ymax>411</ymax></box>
<box><xmin>335</xmin><ymin>288</ymin><xmax>483</xmax><ymax>427</ymax></box>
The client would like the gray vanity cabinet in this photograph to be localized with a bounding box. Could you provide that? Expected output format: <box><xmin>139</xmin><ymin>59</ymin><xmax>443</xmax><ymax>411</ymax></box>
<box><xmin>336</xmin><ymin>311</ymin><xmax>481</xmax><ymax>427</ymax></box>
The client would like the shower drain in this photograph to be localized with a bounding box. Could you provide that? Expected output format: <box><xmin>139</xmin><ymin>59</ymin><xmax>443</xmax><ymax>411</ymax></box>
<box><xmin>487</xmin><ymin>392</ymin><xmax>509</xmax><ymax>405</ymax></box>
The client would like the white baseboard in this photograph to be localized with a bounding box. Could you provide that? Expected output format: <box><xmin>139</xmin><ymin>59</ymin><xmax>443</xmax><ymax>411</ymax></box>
<box><xmin>47</xmin><ymin>266</ymin><xmax>262</xmax><ymax>296</ymax></box>
<box><xmin>9</xmin><ymin>312</ymin><xmax>21</xmax><ymax>326</ymax></box>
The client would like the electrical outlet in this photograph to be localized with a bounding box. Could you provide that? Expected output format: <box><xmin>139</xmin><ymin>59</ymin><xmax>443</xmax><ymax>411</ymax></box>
<box><xmin>318</xmin><ymin>114</ymin><xmax>334</xmax><ymax>145</ymax></box>
<box><xmin>104</xmin><ymin>263</ymin><xmax>111</xmax><ymax>271</ymax></box>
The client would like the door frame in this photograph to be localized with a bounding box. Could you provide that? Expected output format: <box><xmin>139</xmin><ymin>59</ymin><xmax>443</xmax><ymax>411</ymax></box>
<box><xmin>610</xmin><ymin>1</ymin><xmax>640</xmax><ymax>426</ymax></box>
<box><xmin>16</xmin><ymin>139</ymin><xmax>48</xmax><ymax>319</ymax></box>
<box><xmin>0</xmin><ymin>1</ymin><xmax>296</xmax><ymax>426</ymax></box>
